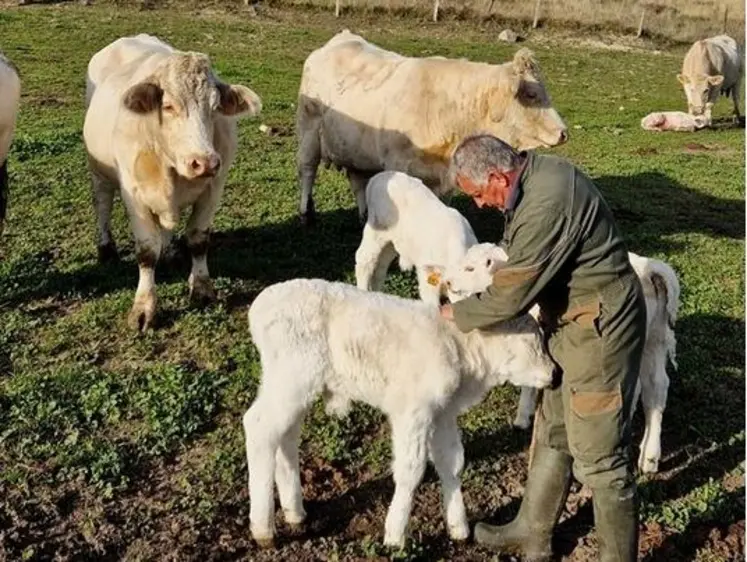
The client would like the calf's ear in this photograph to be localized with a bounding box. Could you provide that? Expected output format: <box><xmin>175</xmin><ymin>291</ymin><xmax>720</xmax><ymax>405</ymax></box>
<box><xmin>676</xmin><ymin>73</ymin><xmax>689</xmax><ymax>85</ymax></box>
<box><xmin>123</xmin><ymin>82</ymin><xmax>163</xmax><ymax>114</ymax></box>
<box><xmin>217</xmin><ymin>83</ymin><xmax>262</xmax><ymax>117</ymax></box>
<box><xmin>707</xmin><ymin>74</ymin><xmax>724</xmax><ymax>87</ymax></box>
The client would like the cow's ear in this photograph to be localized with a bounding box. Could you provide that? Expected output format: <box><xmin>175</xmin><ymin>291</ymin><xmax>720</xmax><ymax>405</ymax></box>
<box><xmin>676</xmin><ymin>73</ymin><xmax>689</xmax><ymax>85</ymax></box>
<box><xmin>707</xmin><ymin>74</ymin><xmax>724</xmax><ymax>87</ymax></box>
<box><xmin>123</xmin><ymin>82</ymin><xmax>162</xmax><ymax>114</ymax></box>
<box><xmin>217</xmin><ymin>83</ymin><xmax>262</xmax><ymax>117</ymax></box>
<box><xmin>512</xmin><ymin>48</ymin><xmax>539</xmax><ymax>77</ymax></box>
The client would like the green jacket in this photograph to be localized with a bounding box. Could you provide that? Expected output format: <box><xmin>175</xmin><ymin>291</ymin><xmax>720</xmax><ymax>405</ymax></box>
<box><xmin>452</xmin><ymin>152</ymin><xmax>636</xmax><ymax>333</ymax></box>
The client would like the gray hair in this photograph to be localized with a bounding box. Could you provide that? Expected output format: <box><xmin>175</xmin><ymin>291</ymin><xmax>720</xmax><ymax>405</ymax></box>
<box><xmin>448</xmin><ymin>133</ymin><xmax>522</xmax><ymax>189</ymax></box>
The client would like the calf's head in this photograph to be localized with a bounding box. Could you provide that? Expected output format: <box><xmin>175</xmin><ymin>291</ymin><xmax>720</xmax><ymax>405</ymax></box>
<box><xmin>484</xmin><ymin>49</ymin><xmax>568</xmax><ymax>151</ymax></box>
<box><xmin>122</xmin><ymin>52</ymin><xmax>261</xmax><ymax>180</ymax></box>
<box><xmin>425</xmin><ymin>243</ymin><xmax>508</xmax><ymax>303</ymax></box>
<box><xmin>677</xmin><ymin>72</ymin><xmax>723</xmax><ymax>117</ymax></box>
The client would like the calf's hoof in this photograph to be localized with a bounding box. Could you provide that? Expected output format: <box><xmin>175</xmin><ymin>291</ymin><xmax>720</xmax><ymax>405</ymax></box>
<box><xmin>97</xmin><ymin>242</ymin><xmax>120</xmax><ymax>264</ymax></box>
<box><xmin>638</xmin><ymin>455</ymin><xmax>659</xmax><ymax>474</ymax></box>
<box><xmin>189</xmin><ymin>276</ymin><xmax>216</xmax><ymax>306</ymax></box>
<box><xmin>448</xmin><ymin>522</ymin><xmax>471</xmax><ymax>541</ymax></box>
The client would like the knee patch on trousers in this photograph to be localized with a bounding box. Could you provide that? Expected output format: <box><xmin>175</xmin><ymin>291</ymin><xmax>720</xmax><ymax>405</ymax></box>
<box><xmin>568</xmin><ymin>386</ymin><xmax>624</xmax><ymax>460</ymax></box>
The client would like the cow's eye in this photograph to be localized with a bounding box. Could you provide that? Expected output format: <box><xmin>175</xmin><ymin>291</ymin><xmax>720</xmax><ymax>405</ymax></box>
<box><xmin>162</xmin><ymin>103</ymin><xmax>175</xmax><ymax>113</ymax></box>
<box><xmin>465</xmin><ymin>266</ymin><xmax>474</xmax><ymax>272</ymax></box>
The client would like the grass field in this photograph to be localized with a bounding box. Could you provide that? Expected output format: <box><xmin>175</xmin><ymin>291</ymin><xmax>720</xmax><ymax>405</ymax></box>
<box><xmin>0</xmin><ymin>3</ymin><xmax>744</xmax><ymax>561</ymax></box>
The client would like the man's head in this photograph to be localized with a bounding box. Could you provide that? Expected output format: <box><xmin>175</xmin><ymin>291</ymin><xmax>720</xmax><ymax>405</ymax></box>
<box><xmin>448</xmin><ymin>134</ymin><xmax>525</xmax><ymax>210</ymax></box>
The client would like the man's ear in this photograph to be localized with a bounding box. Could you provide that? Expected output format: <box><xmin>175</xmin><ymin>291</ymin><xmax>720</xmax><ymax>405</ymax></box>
<box><xmin>123</xmin><ymin>81</ymin><xmax>163</xmax><ymax>114</ymax></box>
<box><xmin>487</xmin><ymin>169</ymin><xmax>509</xmax><ymax>191</ymax></box>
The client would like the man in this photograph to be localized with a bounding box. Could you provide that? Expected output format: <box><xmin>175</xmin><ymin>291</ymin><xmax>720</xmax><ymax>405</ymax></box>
<box><xmin>440</xmin><ymin>134</ymin><xmax>646</xmax><ymax>562</ymax></box>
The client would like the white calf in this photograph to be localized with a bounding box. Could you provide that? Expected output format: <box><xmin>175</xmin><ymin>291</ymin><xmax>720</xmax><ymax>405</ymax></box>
<box><xmin>355</xmin><ymin>171</ymin><xmax>477</xmax><ymax>306</ymax></box>
<box><xmin>0</xmin><ymin>52</ymin><xmax>21</xmax><ymax>235</ymax></box>
<box><xmin>243</xmin><ymin>278</ymin><xmax>555</xmax><ymax>548</ymax></box>
<box><xmin>437</xmin><ymin>244</ymin><xmax>680</xmax><ymax>474</ymax></box>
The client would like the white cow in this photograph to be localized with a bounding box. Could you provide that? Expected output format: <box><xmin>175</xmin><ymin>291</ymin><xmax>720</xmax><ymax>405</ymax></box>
<box><xmin>243</xmin><ymin>278</ymin><xmax>555</xmax><ymax>548</ymax></box>
<box><xmin>678</xmin><ymin>35</ymin><xmax>743</xmax><ymax>125</ymax></box>
<box><xmin>0</xmin><ymin>51</ymin><xmax>21</xmax><ymax>235</ymax></box>
<box><xmin>83</xmin><ymin>34</ymin><xmax>261</xmax><ymax>330</ymax></box>
<box><xmin>296</xmin><ymin>30</ymin><xmax>567</xmax><ymax>225</ymax></box>
<box><xmin>432</xmin><ymin>244</ymin><xmax>680</xmax><ymax>473</ymax></box>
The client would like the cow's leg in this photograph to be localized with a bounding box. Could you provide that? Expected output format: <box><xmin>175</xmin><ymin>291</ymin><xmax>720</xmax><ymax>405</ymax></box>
<box><xmin>275</xmin><ymin>414</ymin><xmax>306</xmax><ymax>528</ymax></box>
<box><xmin>347</xmin><ymin>169</ymin><xmax>370</xmax><ymax>224</ymax></box>
<box><xmin>732</xmin><ymin>77</ymin><xmax>742</xmax><ymax>122</ymax></box>
<box><xmin>384</xmin><ymin>410</ymin><xmax>429</xmax><ymax>547</ymax></box>
<box><xmin>0</xmin><ymin>159</ymin><xmax>7</xmax><ymax>237</ymax></box>
<box><xmin>91</xmin><ymin>167</ymin><xmax>119</xmax><ymax>263</ymax></box>
<box><xmin>355</xmin><ymin>225</ymin><xmax>395</xmax><ymax>292</ymax></box>
<box><xmin>514</xmin><ymin>386</ymin><xmax>539</xmax><ymax>429</ymax></box>
<box><xmin>121</xmin><ymin>191</ymin><xmax>162</xmax><ymax>332</ymax></box>
<box><xmin>296</xmin><ymin>118</ymin><xmax>321</xmax><ymax>227</ymax></box>
<box><xmin>185</xmin><ymin>184</ymin><xmax>224</xmax><ymax>305</ymax></box>
<box><xmin>429</xmin><ymin>412</ymin><xmax>469</xmax><ymax>541</ymax></box>
<box><xmin>638</xmin><ymin>351</ymin><xmax>669</xmax><ymax>474</ymax></box>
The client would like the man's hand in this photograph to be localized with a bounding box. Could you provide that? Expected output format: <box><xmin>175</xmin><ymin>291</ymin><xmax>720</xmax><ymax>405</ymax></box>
<box><xmin>439</xmin><ymin>303</ymin><xmax>454</xmax><ymax>321</ymax></box>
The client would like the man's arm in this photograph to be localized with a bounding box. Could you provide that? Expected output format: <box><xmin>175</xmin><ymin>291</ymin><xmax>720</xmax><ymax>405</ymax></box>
<box><xmin>450</xmin><ymin>203</ymin><xmax>578</xmax><ymax>332</ymax></box>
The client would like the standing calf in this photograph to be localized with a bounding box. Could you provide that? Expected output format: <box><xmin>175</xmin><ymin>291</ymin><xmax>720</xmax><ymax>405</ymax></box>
<box><xmin>84</xmin><ymin>34</ymin><xmax>261</xmax><ymax>330</ymax></box>
<box><xmin>433</xmin><ymin>244</ymin><xmax>680</xmax><ymax>474</ymax></box>
<box><xmin>0</xmin><ymin>51</ymin><xmax>21</xmax><ymax>236</ymax></box>
<box><xmin>244</xmin><ymin>278</ymin><xmax>555</xmax><ymax>548</ymax></box>
<box><xmin>355</xmin><ymin>171</ymin><xmax>477</xmax><ymax>306</ymax></box>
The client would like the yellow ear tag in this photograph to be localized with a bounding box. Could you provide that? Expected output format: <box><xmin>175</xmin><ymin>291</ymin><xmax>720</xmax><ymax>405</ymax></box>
<box><xmin>427</xmin><ymin>271</ymin><xmax>441</xmax><ymax>286</ymax></box>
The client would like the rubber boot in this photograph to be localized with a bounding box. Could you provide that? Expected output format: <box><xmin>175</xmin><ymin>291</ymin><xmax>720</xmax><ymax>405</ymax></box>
<box><xmin>474</xmin><ymin>445</ymin><xmax>573</xmax><ymax>561</ymax></box>
<box><xmin>592</xmin><ymin>482</ymin><xmax>639</xmax><ymax>562</ymax></box>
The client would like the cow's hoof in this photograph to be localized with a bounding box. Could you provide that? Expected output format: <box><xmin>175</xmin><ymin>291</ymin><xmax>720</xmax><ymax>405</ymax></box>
<box><xmin>97</xmin><ymin>242</ymin><xmax>120</xmax><ymax>264</ymax></box>
<box><xmin>300</xmin><ymin>212</ymin><xmax>317</xmax><ymax>228</ymax></box>
<box><xmin>254</xmin><ymin>536</ymin><xmax>275</xmax><ymax>549</ymax></box>
<box><xmin>128</xmin><ymin>298</ymin><xmax>156</xmax><ymax>332</ymax></box>
<box><xmin>189</xmin><ymin>276</ymin><xmax>216</xmax><ymax>306</ymax></box>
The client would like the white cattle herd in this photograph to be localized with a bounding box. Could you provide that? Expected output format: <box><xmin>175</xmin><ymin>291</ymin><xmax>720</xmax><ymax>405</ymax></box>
<box><xmin>1</xmin><ymin>27</ymin><xmax>740</xmax><ymax>548</ymax></box>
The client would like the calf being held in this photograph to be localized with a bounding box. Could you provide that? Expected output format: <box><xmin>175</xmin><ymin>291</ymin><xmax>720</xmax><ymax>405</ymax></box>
<box><xmin>243</xmin><ymin>278</ymin><xmax>554</xmax><ymax>548</ymax></box>
<box><xmin>431</xmin><ymin>244</ymin><xmax>680</xmax><ymax>474</ymax></box>
<box><xmin>84</xmin><ymin>34</ymin><xmax>261</xmax><ymax>330</ymax></box>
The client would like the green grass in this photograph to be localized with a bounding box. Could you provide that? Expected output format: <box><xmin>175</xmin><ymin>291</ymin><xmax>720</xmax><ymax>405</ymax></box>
<box><xmin>0</xmin><ymin>3</ymin><xmax>744</xmax><ymax>561</ymax></box>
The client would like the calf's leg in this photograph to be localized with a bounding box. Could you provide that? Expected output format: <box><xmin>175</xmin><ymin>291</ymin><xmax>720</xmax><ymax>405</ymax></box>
<box><xmin>275</xmin><ymin>416</ymin><xmax>307</xmax><ymax>527</ymax></box>
<box><xmin>429</xmin><ymin>412</ymin><xmax>469</xmax><ymax>540</ymax></box>
<box><xmin>384</xmin><ymin>411</ymin><xmax>429</xmax><ymax>547</ymax></box>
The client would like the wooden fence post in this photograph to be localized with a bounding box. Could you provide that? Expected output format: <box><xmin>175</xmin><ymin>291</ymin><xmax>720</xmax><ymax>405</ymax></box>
<box><xmin>532</xmin><ymin>0</ymin><xmax>542</xmax><ymax>29</ymax></box>
<box><xmin>335</xmin><ymin>0</ymin><xmax>341</xmax><ymax>17</ymax></box>
<box><xmin>486</xmin><ymin>0</ymin><xmax>495</xmax><ymax>17</ymax></box>
<box><xmin>722</xmin><ymin>5</ymin><xmax>729</xmax><ymax>34</ymax></box>
<box><xmin>636</xmin><ymin>9</ymin><xmax>646</xmax><ymax>38</ymax></box>
<box><xmin>433</xmin><ymin>0</ymin><xmax>440</xmax><ymax>22</ymax></box>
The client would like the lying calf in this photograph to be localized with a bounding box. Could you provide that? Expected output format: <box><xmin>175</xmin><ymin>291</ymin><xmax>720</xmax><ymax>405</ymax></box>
<box><xmin>243</xmin><ymin>278</ymin><xmax>555</xmax><ymax>548</ymax></box>
<box><xmin>431</xmin><ymin>244</ymin><xmax>680</xmax><ymax>474</ymax></box>
<box><xmin>355</xmin><ymin>171</ymin><xmax>477</xmax><ymax>306</ymax></box>
<box><xmin>640</xmin><ymin>111</ymin><xmax>709</xmax><ymax>132</ymax></box>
